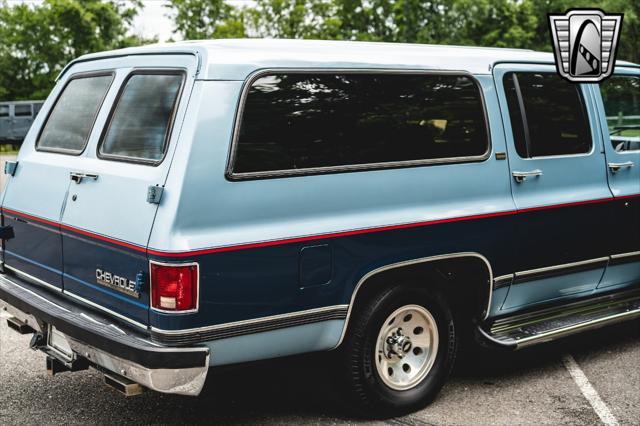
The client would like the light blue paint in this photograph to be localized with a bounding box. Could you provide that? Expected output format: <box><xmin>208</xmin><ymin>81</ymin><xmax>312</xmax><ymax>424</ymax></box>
<box><xmin>206</xmin><ymin>319</ymin><xmax>344</xmax><ymax>366</ymax></box>
<box><xmin>63</xmin><ymin>39</ymin><xmax>639</xmax><ymax>82</ymax></box>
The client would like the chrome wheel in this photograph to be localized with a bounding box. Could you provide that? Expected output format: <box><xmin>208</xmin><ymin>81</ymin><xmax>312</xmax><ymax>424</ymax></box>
<box><xmin>374</xmin><ymin>304</ymin><xmax>439</xmax><ymax>391</ymax></box>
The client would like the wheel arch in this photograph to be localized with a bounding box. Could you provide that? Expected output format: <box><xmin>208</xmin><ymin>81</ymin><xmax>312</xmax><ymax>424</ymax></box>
<box><xmin>333</xmin><ymin>252</ymin><xmax>493</xmax><ymax>349</ymax></box>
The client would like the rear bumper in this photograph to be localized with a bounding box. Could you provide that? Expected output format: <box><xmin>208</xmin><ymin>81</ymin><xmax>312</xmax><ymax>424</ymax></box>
<box><xmin>0</xmin><ymin>271</ymin><xmax>210</xmax><ymax>396</ymax></box>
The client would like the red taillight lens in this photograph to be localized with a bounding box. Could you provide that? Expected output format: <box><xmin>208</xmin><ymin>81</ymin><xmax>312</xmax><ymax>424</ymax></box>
<box><xmin>150</xmin><ymin>263</ymin><xmax>198</xmax><ymax>312</ymax></box>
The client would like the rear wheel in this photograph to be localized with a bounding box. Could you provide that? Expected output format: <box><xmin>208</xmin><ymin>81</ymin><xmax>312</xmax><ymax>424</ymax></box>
<box><xmin>340</xmin><ymin>285</ymin><xmax>457</xmax><ymax>418</ymax></box>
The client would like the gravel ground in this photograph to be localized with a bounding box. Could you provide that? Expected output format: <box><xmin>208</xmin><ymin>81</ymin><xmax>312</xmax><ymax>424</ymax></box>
<box><xmin>1</xmin><ymin>312</ymin><xmax>638</xmax><ymax>425</ymax></box>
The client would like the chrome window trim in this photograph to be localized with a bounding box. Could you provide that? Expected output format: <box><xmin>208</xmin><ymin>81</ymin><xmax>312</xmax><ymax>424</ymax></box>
<box><xmin>35</xmin><ymin>70</ymin><xmax>116</xmax><ymax>156</ymax></box>
<box><xmin>149</xmin><ymin>260</ymin><xmax>200</xmax><ymax>314</ymax></box>
<box><xmin>333</xmin><ymin>252</ymin><xmax>493</xmax><ymax>350</ymax></box>
<box><xmin>96</xmin><ymin>68</ymin><xmax>187</xmax><ymax>167</ymax></box>
<box><xmin>226</xmin><ymin>68</ymin><xmax>493</xmax><ymax>181</ymax></box>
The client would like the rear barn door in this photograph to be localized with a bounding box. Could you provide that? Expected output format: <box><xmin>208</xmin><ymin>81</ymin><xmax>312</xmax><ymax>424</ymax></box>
<box><xmin>1</xmin><ymin>74</ymin><xmax>115</xmax><ymax>290</ymax></box>
<box><xmin>60</xmin><ymin>55</ymin><xmax>196</xmax><ymax>326</ymax></box>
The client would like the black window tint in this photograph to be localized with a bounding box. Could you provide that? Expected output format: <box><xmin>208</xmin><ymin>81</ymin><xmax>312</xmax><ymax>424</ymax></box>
<box><xmin>37</xmin><ymin>75</ymin><xmax>113</xmax><ymax>153</ymax></box>
<box><xmin>99</xmin><ymin>73</ymin><xmax>183</xmax><ymax>163</ymax></box>
<box><xmin>0</xmin><ymin>105</ymin><xmax>8</xmax><ymax>117</ymax></box>
<box><xmin>503</xmin><ymin>74</ymin><xmax>528</xmax><ymax>157</ymax></box>
<box><xmin>14</xmin><ymin>104</ymin><xmax>31</xmax><ymax>117</ymax></box>
<box><xmin>503</xmin><ymin>72</ymin><xmax>591</xmax><ymax>158</ymax></box>
<box><xmin>233</xmin><ymin>73</ymin><xmax>488</xmax><ymax>175</ymax></box>
<box><xmin>33</xmin><ymin>103</ymin><xmax>44</xmax><ymax>116</ymax></box>
<box><xmin>600</xmin><ymin>75</ymin><xmax>640</xmax><ymax>152</ymax></box>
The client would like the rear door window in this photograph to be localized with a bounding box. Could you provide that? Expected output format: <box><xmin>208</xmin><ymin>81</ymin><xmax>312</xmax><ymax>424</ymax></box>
<box><xmin>231</xmin><ymin>72</ymin><xmax>489</xmax><ymax>177</ymax></box>
<box><xmin>37</xmin><ymin>74</ymin><xmax>113</xmax><ymax>154</ymax></box>
<box><xmin>98</xmin><ymin>72</ymin><xmax>184</xmax><ymax>164</ymax></box>
<box><xmin>503</xmin><ymin>72</ymin><xmax>592</xmax><ymax>158</ymax></box>
<box><xmin>0</xmin><ymin>105</ymin><xmax>9</xmax><ymax>117</ymax></box>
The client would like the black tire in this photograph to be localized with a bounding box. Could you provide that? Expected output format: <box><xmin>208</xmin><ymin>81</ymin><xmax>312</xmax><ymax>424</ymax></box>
<box><xmin>339</xmin><ymin>285</ymin><xmax>457</xmax><ymax>418</ymax></box>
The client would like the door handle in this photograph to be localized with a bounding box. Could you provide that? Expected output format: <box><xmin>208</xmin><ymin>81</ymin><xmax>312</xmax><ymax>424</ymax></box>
<box><xmin>608</xmin><ymin>161</ymin><xmax>634</xmax><ymax>173</ymax></box>
<box><xmin>70</xmin><ymin>171</ymin><xmax>99</xmax><ymax>184</ymax></box>
<box><xmin>512</xmin><ymin>169</ymin><xmax>543</xmax><ymax>183</ymax></box>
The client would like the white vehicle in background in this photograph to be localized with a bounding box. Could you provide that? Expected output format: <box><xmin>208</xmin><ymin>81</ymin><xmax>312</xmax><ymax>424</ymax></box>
<box><xmin>0</xmin><ymin>101</ymin><xmax>45</xmax><ymax>144</ymax></box>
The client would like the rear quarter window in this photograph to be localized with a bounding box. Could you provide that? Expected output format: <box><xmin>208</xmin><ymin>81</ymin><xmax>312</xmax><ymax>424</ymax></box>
<box><xmin>37</xmin><ymin>74</ymin><xmax>114</xmax><ymax>154</ymax></box>
<box><xmin>98</xmin><ymin>72</ymin><xmax>185</xmax><ymax>164</ymax></box>
<box><xmin>230</xmin><ymin>72</ymin><xmax>489</xmax><ymax>178</ymax></box>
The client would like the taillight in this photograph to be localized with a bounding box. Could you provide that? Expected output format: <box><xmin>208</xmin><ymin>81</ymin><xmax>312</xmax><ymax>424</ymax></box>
<box><xmin>150</xmin><ymin>262</ymin><xmax>199</xmax><ymax>312</ymax></box>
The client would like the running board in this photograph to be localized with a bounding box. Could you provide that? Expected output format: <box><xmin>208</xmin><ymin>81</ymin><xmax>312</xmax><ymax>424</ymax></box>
<box><xmin>481</xmin><ymin>288</ymin><xmax>640</xmax><ymax>349</ymax></box>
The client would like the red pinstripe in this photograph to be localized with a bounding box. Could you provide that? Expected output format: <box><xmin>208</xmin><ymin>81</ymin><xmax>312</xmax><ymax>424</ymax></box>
<box><xmin>2</xmin><ymin>193</ymin><xmax>639</xmax><ymax>259</ymax></box>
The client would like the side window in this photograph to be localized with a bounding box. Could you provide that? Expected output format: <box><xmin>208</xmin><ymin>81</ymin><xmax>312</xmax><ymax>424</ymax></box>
<box><xmin>37</xmin><ymin>74</ymin><xmax>113</xmax><ymax>154</ymax></box>
<box><xmin>0</xmin><ymin>105</ymin><xmax>8</xmax><ymax>117</ymax></box>
<box><xmin>600</xmin><ymin>75</ymin><xmax>640</xmax><ymax>152</ymax></box>
<box><xmin>14</xmin><ymin>104</ymin><xmax>32</xmax><ymax>117</ymax></box>
<box><xmin>503</xmin><ymin>72</ymin><xmax>592</xmax><ymax>158</ymax></box>
<box><xmin>98</xmin><ymin>72</ymin><xmax>184</xmax><ymax>164</ymax></box>
<box><xmin>232</xmin><ymin>72</ymin><xmax>489</xmax><ymax>177</ymax></box>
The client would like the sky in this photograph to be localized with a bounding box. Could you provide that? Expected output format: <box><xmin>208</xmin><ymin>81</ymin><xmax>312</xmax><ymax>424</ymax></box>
<box><xmin>4</xmin><ymin>0</ymin><xmax>253</xmax><ymax>43</ymax></box>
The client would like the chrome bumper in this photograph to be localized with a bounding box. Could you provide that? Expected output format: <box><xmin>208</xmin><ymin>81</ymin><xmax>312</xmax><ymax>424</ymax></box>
<box><xmin>0</xmin><ymin>272</ymin><xmax>210</xmax><ymax>396</ymax></box>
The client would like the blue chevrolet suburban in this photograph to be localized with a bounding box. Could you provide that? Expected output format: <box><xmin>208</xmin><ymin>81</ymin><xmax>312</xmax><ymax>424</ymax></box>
<box><xmin>0</xmin><ymin>39</ymin><xmax>638</xmax><ymax>417</ymax></box>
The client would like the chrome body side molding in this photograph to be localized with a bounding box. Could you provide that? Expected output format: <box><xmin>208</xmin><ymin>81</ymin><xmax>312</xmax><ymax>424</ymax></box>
<box><xmin>5</xmin><ymin>264</ymin><xmax>62</xmax><ymax>293</ymax></box>
<box><xmin>513</xmin><ymin>257</ymin><xmax>609</xmax><ymax>284</ymax></box>
<box><xmin>150</xmin><ymin>305</ymin><xmax>349</xmax><ymax>345</ymax></box>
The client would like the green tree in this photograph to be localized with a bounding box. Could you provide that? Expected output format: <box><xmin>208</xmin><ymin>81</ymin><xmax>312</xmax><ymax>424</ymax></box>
<box><xmin>0</xmin><ymin>0</ymin><xmax>150</xmax><ymax>101</ymax></box>
<box><xmin>167</xmin><ymin>0</ymin><xmax>638</xmax><ymax>63</ymax></box>
<box><xmin>167</xmin><ymin>0</ymin><xmax>245</xmax><ymax>39</ymax></box>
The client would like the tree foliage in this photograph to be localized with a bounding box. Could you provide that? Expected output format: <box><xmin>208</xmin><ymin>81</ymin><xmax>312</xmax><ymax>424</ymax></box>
<box><xmin>1</xmin><ymin>0</ymin><xmax>637</xmax><ymax>101</ymax></box>
<box><xmin>0</xmin><ymin>0</ymin><xmax>150</xmax><ymax>100</ymax></box>
<box><xmin>167</xmin><ymin>0</ymin><xmax>639</xmax><ymax>63</ymax></box>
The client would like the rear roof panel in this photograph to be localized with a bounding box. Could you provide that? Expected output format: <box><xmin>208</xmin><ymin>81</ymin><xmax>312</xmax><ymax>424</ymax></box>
<box><xmin>59</xmin><ymin>39</ymin><xmax>640</xmax><ymax>83</ymax></box>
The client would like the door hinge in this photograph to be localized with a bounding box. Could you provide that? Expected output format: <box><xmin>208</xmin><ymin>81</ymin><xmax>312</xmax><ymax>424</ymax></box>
<box><xmin>4</xmin><ymin>161</ymin><xmax>17</xmax><ymax>176</ymax></box>
<box><xmin>147</xmin><ymin>185</ymin><xmax>164</xmax><ymax>204</ymax></box>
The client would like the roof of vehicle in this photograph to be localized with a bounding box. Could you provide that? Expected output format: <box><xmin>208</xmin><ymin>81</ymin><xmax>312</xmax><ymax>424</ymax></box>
<box><xmin>63</xmin><ymin>38</ymin><xmax>640</xmax><ymax>81</ymax></box>
<box><xmin>0</xmin><ymin>100</ymin><xmax>44</xmax><ymax>105</ymax></box>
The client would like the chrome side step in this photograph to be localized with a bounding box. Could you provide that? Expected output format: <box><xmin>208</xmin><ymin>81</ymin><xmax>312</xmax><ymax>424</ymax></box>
<box><xmin>482</xmin><ymin>288</ymin><xmax>640</xmax><ymax>349</ymax></box>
